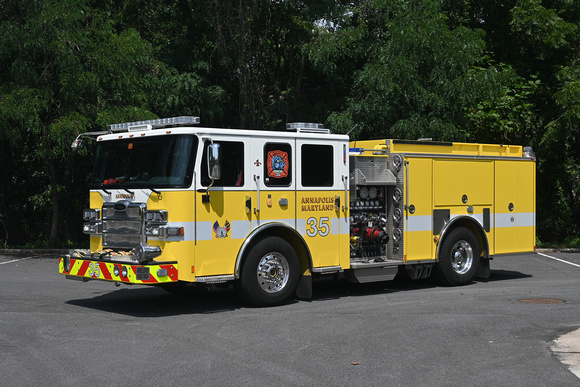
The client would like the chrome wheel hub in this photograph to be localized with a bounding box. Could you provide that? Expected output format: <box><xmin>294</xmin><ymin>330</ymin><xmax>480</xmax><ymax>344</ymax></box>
<box><xmin>450</xmin><ymin>240</ymin><xmax>474</xmax><ymax>275</ymax></box>
<box><xmin>257</xmin><ymin>252</ymin><xmax>289</xmax><ymax>293</ymax></box>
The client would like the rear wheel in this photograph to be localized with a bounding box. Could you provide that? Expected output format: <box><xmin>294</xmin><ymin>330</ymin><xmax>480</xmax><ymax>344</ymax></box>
<box><xmin>240</xmin><ymin>236</ymin><xmax>299</xmax><ymax>306</ymax></box>
<box><xmin>436</xmin><ymin>227</ymin><xmax>480</xmax><ymax>286</ymax></box>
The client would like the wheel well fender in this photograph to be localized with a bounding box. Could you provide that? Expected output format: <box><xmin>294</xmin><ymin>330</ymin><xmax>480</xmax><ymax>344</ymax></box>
<box><xmin>234</xmin><ymin>222</ymin><xmax>313</xmax><ymax>279</ymax></box>
<box><xmin>437</xmin><ymin>216</ymin><xmax>489</xmax><ymax>261</ymax></box>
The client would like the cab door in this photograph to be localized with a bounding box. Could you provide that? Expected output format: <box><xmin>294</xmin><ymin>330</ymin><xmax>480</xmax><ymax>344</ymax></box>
<box><xmin>249</xmin><ymin>138</ymin><xmax>296</xmax><ymax>229</ymax></box>
<box><xmin>194</xmin><ymin>137</ymin><xmax>252</xmax><ymax>277</ymax></box>
<box><xmin>296</xmin><ymin>139</ymin><xmax>348</xmax><ymax>268</ymax></box>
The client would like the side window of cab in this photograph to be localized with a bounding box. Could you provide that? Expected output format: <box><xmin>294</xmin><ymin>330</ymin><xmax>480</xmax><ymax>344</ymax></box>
<box><xmin>201</xmin><ymin>141</ymin><xmax>244</xmax><ymax>187</ymax></box>
<box><xmin>301</xmin><ymin>144</ymin><xmax>334</xmax><ymax>187</ymax></box>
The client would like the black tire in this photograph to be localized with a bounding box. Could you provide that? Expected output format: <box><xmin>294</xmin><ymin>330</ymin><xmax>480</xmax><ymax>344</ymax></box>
<box><xmin>435</xmin><ymin>227</ymin><xmax>480</xmax><ymax>286</ymax></box>
<box><xmin>240</xmin><ymin>236</ymin><xmax>299</xmax><ymax>306</ymax></box>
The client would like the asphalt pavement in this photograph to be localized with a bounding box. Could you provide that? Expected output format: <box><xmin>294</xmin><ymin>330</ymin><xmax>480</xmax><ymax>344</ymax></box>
<box><xmin>1</xmin><ymin>250</ymin><xmax>579</xmax><ymax>386</ymax></box>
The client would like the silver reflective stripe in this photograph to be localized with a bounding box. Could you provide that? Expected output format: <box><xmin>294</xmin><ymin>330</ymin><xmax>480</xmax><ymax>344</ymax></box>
<box><xmin>516</xmin><ymin>212</ymin><xmax>535</xmax><ymax>227</ymax></box>
<box><xmin>147</xmin><ymin>221</ymin><xmax>194</xmax><ymax>242</ymax></box>
<box><xmin>331</xmin><ymin>218</ymin><xmax>340</xmax><ymax>235</ymax></box>
<box><xmin>197</xmin><ymin>221</ymin><xmax>214</xmax><ymax>241</ymax></box>
<box><xmin>495</xmin><ymin>212</ymin><xmax>535</xmax><ymax>228</ymax></box>
<box><xmin>297</xmin><ymin>218</ymin><xmax>306</xmax><ymax>235</ymax></box>
<box><xmin>341</xmin><ymin>215</ymin><xmax>350</xmax><ymax>235</ymax></box>
<box><xmin>495</xmin><ymin>213</ymin><xmax>515</xmax><ymax>228</ymax></box>
<box><xmin>407</xmin><ymin>215</ymin><xmax>431</xmax><ymax>232</ymax></box>
<box><xmin>230</xmin><ymin>220</ymin><xmax>252</xmax><ymax>239</ymax></box>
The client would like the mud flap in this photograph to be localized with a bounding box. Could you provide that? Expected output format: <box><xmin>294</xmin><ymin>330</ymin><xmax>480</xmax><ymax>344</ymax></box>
<box><xmin>476</xmin><ymin>258</ymin><xmax>491</xmax><ymax>279</ymax></box>
<box><xmin>295</xmin><ymin>274</ymin><xmax>312</xmax><ymax>299</ymax></box>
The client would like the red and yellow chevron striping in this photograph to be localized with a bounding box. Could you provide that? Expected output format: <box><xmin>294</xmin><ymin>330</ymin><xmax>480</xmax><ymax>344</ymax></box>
<box><xmin>59</xmin><ymin>257</ymin><xmax>178</xmax><ymax>284</ymax></box>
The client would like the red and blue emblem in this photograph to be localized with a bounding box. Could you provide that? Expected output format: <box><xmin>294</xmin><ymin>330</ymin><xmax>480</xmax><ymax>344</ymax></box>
<box><xmin>267</xmin><ymin>150</ymin><xmax>288</xmax><ymax>178</ymax></box>
<box><xmin>213</xmin><ymin>220</ymin><xmax>230</xmax><ymax>238</ymax></box>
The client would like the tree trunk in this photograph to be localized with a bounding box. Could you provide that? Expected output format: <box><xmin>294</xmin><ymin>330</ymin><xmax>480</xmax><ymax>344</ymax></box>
<box><xmin>48</xmin><ymin>160</ymin><xmax>59</xmax><ymax>248</ymax></box>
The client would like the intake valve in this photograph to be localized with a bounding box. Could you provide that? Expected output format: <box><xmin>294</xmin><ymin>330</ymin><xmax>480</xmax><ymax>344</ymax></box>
<box><xmin>363</xmin><ymin>227</ymin><xmax>389</xmax><ymax>245</ymax></box>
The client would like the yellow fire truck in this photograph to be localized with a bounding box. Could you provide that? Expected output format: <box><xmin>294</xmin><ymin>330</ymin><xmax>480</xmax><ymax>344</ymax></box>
<box><xmin>59</xmin><ymin>116</ymin><xmax>536</xmax><ymax>305</ymax></box>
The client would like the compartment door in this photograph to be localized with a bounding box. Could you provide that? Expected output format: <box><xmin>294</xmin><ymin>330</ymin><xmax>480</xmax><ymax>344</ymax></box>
<box><xmin>404</xmin><ymin>157</ymin><xmax>434</xmax><ymax>261</ymax></box>
<box><xmin>494</xmin><ymin>160</ymin><xmax>535</xmax><ymax>254</ymax></box>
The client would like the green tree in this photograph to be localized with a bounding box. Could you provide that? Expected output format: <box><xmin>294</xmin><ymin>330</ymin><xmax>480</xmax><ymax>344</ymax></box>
<box><xmin>0</xmin><ymin>0</ymin><xmax>164</xmax><ymax>246</ymax></box>
<box><xmin>466</xmin><ymin>0</ymin><xmax>580</xmax><ymax>243</ymax></box>
<box><xmin>308</xmin><ymin>0</ymin><xmax>510</xmax><ymax>141</ymax></box>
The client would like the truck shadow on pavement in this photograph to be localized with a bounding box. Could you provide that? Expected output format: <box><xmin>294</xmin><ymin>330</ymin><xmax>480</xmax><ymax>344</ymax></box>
<box><xmin>477</xmin><ymin>269</ymin><xmax>532</xmax><ymax>283</ymax></box>
<box><xmin>66</xmin><ymin>286</ymin><xmax>242</xmax><ymax>317</ymax></box>
<box><xmin>65</xmin><ymin>269</ymin><xmax>531</xmax><ymax>317</ymax></box>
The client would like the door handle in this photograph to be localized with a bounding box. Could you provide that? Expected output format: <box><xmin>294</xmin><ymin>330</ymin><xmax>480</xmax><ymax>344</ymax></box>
<box><xmin>245</xmin><ymin>196</ymin><xmax>251</xmax><ymax>214</ymax></box>
<box><xmin>253</xmin><ymin>175</ymin><xmax>260</xmax><ymax>215</ymax></box>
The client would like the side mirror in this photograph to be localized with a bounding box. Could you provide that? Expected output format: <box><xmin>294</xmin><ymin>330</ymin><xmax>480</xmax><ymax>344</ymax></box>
<box><xmin>71</xmin><ymin>138</ymin><xmax>84</xmax><ymax>150</ymax></box>
<box><xmin>208</xmin><ymin>143</ymin><xmax>222</xmax><ymax>180</ymax></box>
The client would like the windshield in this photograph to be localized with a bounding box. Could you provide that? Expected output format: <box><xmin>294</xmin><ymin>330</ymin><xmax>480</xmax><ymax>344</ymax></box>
<box><xmin>90</xmin><ymin>134</ymin><xmax>198</xmax><ymax>189</ymax></box>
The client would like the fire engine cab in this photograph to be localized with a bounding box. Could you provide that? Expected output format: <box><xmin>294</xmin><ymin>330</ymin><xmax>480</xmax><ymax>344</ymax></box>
<box><xmin>60</xmin><ymin>116</ymin><xmax>536</xmax><ymax>306</ymax></box>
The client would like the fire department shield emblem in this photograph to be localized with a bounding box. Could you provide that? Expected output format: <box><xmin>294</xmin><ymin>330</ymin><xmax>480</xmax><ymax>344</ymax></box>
<box><xmin>267</xmin><ymin>150</ymin><xmax>289</xmax><ymax>178</ymax></box>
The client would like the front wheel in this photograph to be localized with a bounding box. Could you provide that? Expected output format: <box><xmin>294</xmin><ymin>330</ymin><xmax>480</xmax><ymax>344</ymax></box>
<box><xmin>435</xmin><ymin>227</ymin><xmax>480</xmax><ymax>286</ymax></box>
<box><xmin>240</xmin><ymin>236</ymin><xmax>299</xmax><ymax>306</ymax></box>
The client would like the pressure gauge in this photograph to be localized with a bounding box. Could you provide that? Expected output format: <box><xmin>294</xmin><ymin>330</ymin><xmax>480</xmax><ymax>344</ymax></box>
<box><xmin>359</xmin><ymin>187</ymin><xmax>369</xmax><ymax>199</ymax></box>
<box><xmin>369</xmin><ymin>186</ymin><xmax>378</xmax><ymax>199</ymax></box>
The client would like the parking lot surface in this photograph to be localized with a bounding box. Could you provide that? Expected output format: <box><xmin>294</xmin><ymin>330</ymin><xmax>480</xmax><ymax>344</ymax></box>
<box><xmin>1</xmin><ymin>251</ymin><xmax>579</xmax><ymax>386</ymax></box>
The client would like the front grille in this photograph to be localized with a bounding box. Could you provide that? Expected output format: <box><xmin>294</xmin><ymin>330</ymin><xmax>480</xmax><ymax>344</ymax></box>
<box><xmin>102</xmin><ymin>202</ymin><xmax>146</xmax><ymax>248</ymax></box>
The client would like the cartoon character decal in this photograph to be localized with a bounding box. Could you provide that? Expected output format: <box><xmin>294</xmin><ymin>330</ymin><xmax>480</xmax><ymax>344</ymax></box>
<box><xmin>213</xmin><ymin>220</ymin><xmax>230</xmax><ymax>239</ymax></box>
<box><xmin>267</xmin><ymin>150</ymin><xmax>289</xmax><ymax>178</ymax></box>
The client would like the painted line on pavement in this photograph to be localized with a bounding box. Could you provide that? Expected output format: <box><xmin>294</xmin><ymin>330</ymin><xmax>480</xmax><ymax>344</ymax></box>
<box><xmin>0</xmin><ymin>256</ymin><xmax>37</xmax><ymax>265</ymax></box>
<box><xmin>537</xmin><ymin>252</ymin><xmax>580</xmax><ymax>268</ymax></box>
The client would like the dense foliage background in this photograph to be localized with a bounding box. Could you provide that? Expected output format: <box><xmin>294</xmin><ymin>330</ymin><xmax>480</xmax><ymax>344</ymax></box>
<box><xmin>0</xmin><ymin>0</ymin><xmax>578</xmax><ymax>248</ymax></box>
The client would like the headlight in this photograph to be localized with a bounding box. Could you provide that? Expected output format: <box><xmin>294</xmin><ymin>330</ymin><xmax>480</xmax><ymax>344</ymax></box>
<box><xmin>145</xmin><ymin>226</ymin><xmax>183</xmax><ymax>237</ymax></box>
<box><xmin>146</xmin><ymin>226</ymin><xmax>162</xmax><ymax>236</ymax></box>
<box><xmin>146</xmin><ymin>210</ymin><xmax>168</xmax><ymax>222</ymax></box>
<box><xmin>83</xmin><ymin>208</ymin><xmax>100</xmax><ymax>220</ymax></box>
<box><xmin>145</xmin><ymin>210</ymin><xmax>182</xmax><ymax>238</ymax></box>
<box><xmin>83</xmin><ymin>222</ymin><xmax>102</xmax><ymax>234</ymax></box>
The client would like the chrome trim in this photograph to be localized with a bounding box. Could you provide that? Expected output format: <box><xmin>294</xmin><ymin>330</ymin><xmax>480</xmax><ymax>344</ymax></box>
<box><xmin>312</xmin><ymin>266</ymin><xmax>343</xmax><ymax>273</ymax></box>
<box><xmin>254</xmin><ymin>175</ymin><xmax>260</xmax><ymax>215</ymax></box>
<box><xmin>405</xmin><ymin>160</ymin><xmax>409</xmax><ymax>216</ymax></box>
<box><xmin>342</xmin><ymin>175</ymin><xmax>349</xmax><ymax>212</ymax></box>
<box><xmin>195</xmin><ymin>274</ymin><xmax>235</xmax><ymax>284</ymax></box>
<box><xmin>436</xmin><ymin>215</ymin><xmax>489</xmax><ymax>261</ymax></box>
<box><xmin>402</xmin><ymin>259</ymin><xmax>436</xmax><ymax>265</ymax></box>
<box><xmin>234</xmin><ymin>222</ymin><xmax>313</xmax><ymax>279</ymax></box>
<box><xmin>393</xmin><ymin>153</ymin><xmax>535</xmax><ymax>161</ymax></box>
<box><xmin>256</xmin><ymin>252</ymin><xmax>291</xmax><ymax>293</ymax></box>
<box><xmin>350</xmin><ymin>260</ymin><xmax>402</xmax><ymax>269</ymax></box>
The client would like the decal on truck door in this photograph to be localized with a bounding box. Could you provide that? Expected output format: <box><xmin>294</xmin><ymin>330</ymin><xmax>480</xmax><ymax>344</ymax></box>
<box><xmin>267</xmin><ymin>150</ymin><xmax>289</xmax><ymax>178</ymax></box>
<box><xmin>263</xmin><ymin>143</ymin><xmax>292</xmax><ymax>186</ymax></box>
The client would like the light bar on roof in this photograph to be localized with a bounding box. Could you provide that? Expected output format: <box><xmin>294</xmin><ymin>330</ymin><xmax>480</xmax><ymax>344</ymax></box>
<box><xmin>108</xmin><ymin>116</ymin><xmax>200</xmax><ymax>132</ymax></box>
<box><xmin>286</xmin><ymin>122</ymin><xmax>324</xmax><ymax>130</ymax></box>
<box><xmin>286</xmin><ymin>122</ymin><xmax>330</xmax><ymax>134</ymax></box>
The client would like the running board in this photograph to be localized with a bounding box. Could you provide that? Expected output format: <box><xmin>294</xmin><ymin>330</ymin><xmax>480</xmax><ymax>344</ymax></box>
<box><xmin>345</xmin><ymin>266</ymin><xmax>399</xmax><ymax>283</ymax></box>
<box><xmin>349</xmin><ymin>259</ymin><xmax>402</xmax><ymax>269</ymax></box>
